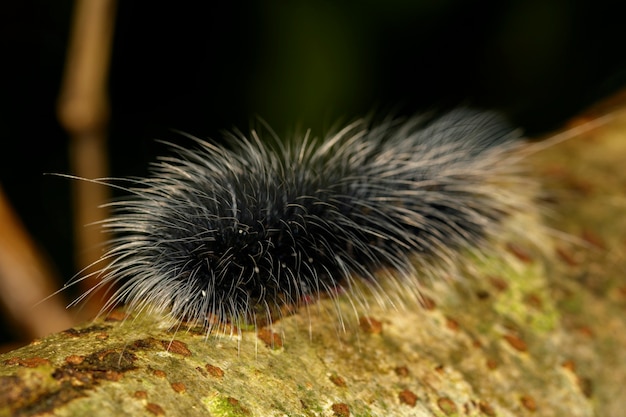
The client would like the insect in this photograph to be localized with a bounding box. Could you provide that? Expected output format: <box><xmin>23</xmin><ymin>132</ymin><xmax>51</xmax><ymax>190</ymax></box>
<box><xmin>69</xmin><ymin>109</ymin><xmax>534</xmax><ymax>332</ymax></box>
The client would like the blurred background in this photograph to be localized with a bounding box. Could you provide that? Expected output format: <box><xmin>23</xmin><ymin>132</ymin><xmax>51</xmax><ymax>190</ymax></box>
<box><xmin>1</xmin><ymin>0</ymin><xmax>625</xmax><ymax>348</ymax></box>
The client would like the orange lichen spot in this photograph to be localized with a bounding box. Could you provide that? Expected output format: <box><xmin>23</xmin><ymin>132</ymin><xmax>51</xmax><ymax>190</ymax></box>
<box><xmin>524</xmin><ymin>293</ymin><xmax>543</xmax><ymax>310</ymax></box>
<box><xmin>146</xmin><ymin>402</ymin><xmax>165</xmax><ymax>415</ymax></box>
<box><xmin>153</xmin><ymin>369</ymin><xmax>167</xmax><ymax>378</ymax></box>
<box><xmin>205</xmin><ymin>364</ymin><xmax>225</xmax><ymax>378</ymax></box>
<box><xmin>420</xmin><ymin>296</ymin><xmax>437</xmax><ymax>310</ymax></box>
<box><xmin>445</xmin><ymin>317</ymin><xmax>459</xmax><ymax>331</ymax></box>
<box><xmin>398</xmin><ymin>389</ymin><xmax>417</xmax><ymax>407</ymax></box>
<box><xmin>478</xmin><ymin>401</ymin><xmax>496</xmax><ymax>416</ymax></box>
<box><xmin>359</xmin><ymin>316</ymin><xmax>383</xmax><ymax>334</ymax></box>
<box><xmin>329</xmin><ymin>374</ymin><xmax>347</xmax><ymax>388</ymax></box>
<box><xmin>331</xmin><ymin>402</ymin><xmax>350</xmax><ymax>417</ymax></box>
<box><xmin>506</xmin><ymin>242</ymin><xmax>534</xmax><ymax>263</ymax></box>
<box><xmin>520</xmin><ymin>395</ymin><xmax>537</xmax><ymax>412</ymax></box>
<box><xmin>160</xmin><ymin>340</ymin><xmax>192</xmax><ymax>356</ymax></box>
<box><xmin>103</xmin><ymin>370</ymin><xmax>123</xmax><ymax>381</ymax></box>
<box><xmin>577</xmin><ymin>326</ymin><xmax>594</xmax><ymax>338</ymax></box>
<box><xmin>503</xmin><ymin>334</ymin><xmax>528</xmax><ymax>352</ymax></box>
<box><xmin>65</xmin><ymin>355</ymin><xmax>85</xmax><ymax>365</ymax></box>
<box><xmin>394</xmin><ymin>366</ymin><xmax>410</xmax><ymax>377</ymax></box>
<box><xmin>581</xmin><ymin>229</ymin><xmax>605</xmax><ymax>249</ymax></box>
<box><xmin>257</xmin><ymin>328</ymin><xmax>283</xmax><ymax>349</ymax></box>
<box><xmin>171</xmin><ymin>382</ymin><xmax>186</xmax><ymax>393</ymax></box>
<box><xmin>486</xmin><ymin>358</ymin><xmax>498</xmax><ymax>370</ymax></box>
<box><xmin>564</xmin><ymin>176</ymin><xmax>594</xmax><ymax>195</ymax></box>
<box><xmin>556</xmin><ymin>246</ymin><xmax>579</xmax><ymax>266</ymax></box>
<box><xmin>3</xmin><ymin>357</ymin><xmax>50</xmax><ymax>368</ymax></box>
<box><xmin>561</xmin><ymin>359</ymin><xmax>576</xmax><ymax>372</ymax></box>
<box><xmin>226</xmin><ymin>397</ymin><xmax>250</xmax><ymax>415</ymax></box>
<box><xmin>489</xmin><ymin>276</ymin><xmax>509</xmax><ymax>292</ymax></box>
<box><xmin>437</xmin><ymin>397</ymin><xmax>457</xmax><ymax>415</ymax></box>
<box><xmin>134</xmin><ymin>390</ymin><xmax>148</xmax><ymax>399</ymax></box>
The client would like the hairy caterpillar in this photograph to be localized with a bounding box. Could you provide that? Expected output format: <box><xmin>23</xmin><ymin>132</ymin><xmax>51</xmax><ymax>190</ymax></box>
<box><xmin>71</xmin><ymin>109</ymin><xmax>533</xmax><ymax>332</ymax></box>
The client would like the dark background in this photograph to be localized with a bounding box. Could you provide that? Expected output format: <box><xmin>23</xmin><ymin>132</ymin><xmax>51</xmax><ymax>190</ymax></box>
<box><xmin>1</xmin><ymin>0</ymin><xmax>625</xmax><ymax>343</ymax></box>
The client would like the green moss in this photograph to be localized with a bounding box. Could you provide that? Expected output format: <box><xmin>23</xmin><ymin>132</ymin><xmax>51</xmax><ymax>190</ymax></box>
<box><xmin>203</xmin><ymin>395</ymin><xmax>251</xmax><ymax>417</ymax></box>
<box><xmin>470</xmin><ymin>250</ymin><xmax>560</xmax><ymax>333</ymax></box>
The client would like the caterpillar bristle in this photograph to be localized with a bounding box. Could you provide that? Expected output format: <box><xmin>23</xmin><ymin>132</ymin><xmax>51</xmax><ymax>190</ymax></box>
<box><xmin>73</xmin><ymin>108</ymin><xmax>534</xmax><ymax>334</ymax></box>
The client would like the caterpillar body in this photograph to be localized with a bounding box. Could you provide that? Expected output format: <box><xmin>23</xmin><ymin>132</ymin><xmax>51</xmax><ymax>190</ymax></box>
<box><xmin>76</xmin><ymin>109</ymin><xmax>532</xmax><ymax>332</ymax></box>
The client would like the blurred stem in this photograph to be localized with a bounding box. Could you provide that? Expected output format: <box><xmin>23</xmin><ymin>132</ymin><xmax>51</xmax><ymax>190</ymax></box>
<box><xmin>57</xmin><ymin>0</ymin><xmax>117</xmax><ymax>316</ymax></box>
<box><xmin>0</xmin><ymin>185</ymin><xmax>74</xmax><ymax>341</ymax></box>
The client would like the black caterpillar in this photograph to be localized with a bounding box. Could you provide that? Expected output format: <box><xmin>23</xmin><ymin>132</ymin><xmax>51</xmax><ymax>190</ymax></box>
<box><xmin>73</xmin><ymin>109</ymin><xmax>530</xmax><ymax>331</ymax></box>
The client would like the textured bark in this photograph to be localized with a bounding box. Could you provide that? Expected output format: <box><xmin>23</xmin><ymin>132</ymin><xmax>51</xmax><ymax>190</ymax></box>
<box><xmin>1</xmin><ymin>104</ymin><xmax>625</xmax><ymax>417</ymax></box>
